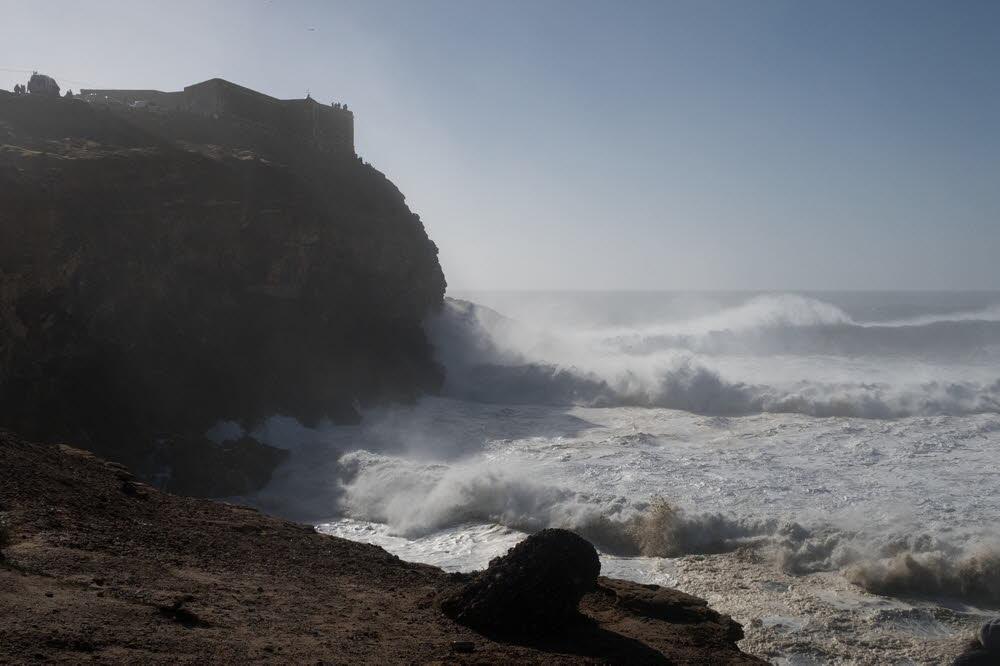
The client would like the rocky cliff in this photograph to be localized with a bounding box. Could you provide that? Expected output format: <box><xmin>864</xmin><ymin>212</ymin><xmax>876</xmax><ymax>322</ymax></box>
<box><xmin>0</xmin><ymin>90</ymin><xmax>446</xmax><ymax>495</ymax></box>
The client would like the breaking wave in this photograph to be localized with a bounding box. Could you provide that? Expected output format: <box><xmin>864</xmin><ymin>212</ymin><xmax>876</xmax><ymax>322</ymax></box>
<box><xmin>845</xmin><ymin>546</ymin><xmax>1000</xmax><ymax>606</ymax></box>
<box><xmin>340</xmin><ymin>452</ymin><xmax>786</xmax><ymax>552</ymax></box>
<box><xmin>425</xmin><ymin>296</ymin><xmax>1000</xmax><ymax>418</ymax></box>
<box><xmin>340</xmin><ymin>451</ymin><xmax>625</xmax><ymax>538</ymax></box>
<box><xmin>339</xmin><ymin>452</ymin><xmax>1000</xmax><ymax>605</ymax></box>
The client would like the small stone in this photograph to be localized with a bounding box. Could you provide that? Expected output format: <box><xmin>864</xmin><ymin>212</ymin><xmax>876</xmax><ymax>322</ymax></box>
<box><xmin>450</xmin><ymin>641</ymin><xmax>475</xmax><ymax>653</ymax></box>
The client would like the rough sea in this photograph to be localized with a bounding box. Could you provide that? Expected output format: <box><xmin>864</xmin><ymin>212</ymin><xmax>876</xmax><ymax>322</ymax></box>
<box><xmin>235</xmin><ymin>291</ymin><xmax>1000</xmax><ymax>664</ymax></box>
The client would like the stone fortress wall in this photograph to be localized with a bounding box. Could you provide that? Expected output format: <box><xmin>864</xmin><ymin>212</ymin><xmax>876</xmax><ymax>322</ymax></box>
<box><xmin>80</xmin><ymin>78</ymin><xmax>354</xmax><ymax>155</ymax></box>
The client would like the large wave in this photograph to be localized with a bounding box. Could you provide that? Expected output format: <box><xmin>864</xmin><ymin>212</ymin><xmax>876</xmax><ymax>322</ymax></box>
<box><xmin>593</xmin><ymin>294</ymin><xmax>1000</xmax><ymax>339</ymax></box>
<box><xmin>610</xmin><ymin>295</ymin><xmax>1000</xmax><ymax>359</ymax></box>
<box><xmin>338</xmin><ymin>450</ymin><xmax>785</xmax><ymax>550</ymax></box>
<box><xmin>425</xmin><ymin>297</ymin><xmax>1000</xmax><ymax>418</ymax></box>
<box><xmin>240</xmin><ymin>291</ymin><xmax>1000</xmax><ymax>612</ymax></box>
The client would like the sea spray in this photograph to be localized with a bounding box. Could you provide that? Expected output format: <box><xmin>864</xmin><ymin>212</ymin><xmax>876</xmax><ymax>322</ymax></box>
<box><xmin>426</xmin><ymin>297</ymin><xmax>1000</xmax><ymax>418</ymax></box>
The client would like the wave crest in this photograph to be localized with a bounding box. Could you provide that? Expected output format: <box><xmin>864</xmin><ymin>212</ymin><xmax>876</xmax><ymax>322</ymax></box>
<box><xmin>426</xmin><ymin>297</ymin><xmax>1000</xmax><ymax>419</ymax></box>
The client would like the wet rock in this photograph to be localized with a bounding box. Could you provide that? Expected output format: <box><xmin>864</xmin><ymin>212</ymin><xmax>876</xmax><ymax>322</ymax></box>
<box><xmin>440</xmin><ymin>529</ymin><xmax>600</xmax><ymax>638</ymax></box>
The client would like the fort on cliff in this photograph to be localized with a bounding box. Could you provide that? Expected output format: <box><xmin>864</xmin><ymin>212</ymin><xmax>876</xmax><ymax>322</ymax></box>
<box><xmin>80</xmin><ymin>78</ymin><xmax>354</xmax><ymax>154</ymax></box>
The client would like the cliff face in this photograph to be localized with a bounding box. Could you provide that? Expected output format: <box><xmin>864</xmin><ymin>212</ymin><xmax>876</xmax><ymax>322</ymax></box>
<box><xmin>0</xmin><ymin>91</ymin><xmax>446</xmax><ymax>494</ymax></box>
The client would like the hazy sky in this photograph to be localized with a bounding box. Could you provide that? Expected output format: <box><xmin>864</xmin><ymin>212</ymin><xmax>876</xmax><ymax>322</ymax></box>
<box><xmin>3</xmin><ymin>0</ymin><xmax>999</xmax><ymax>290</ymax></box>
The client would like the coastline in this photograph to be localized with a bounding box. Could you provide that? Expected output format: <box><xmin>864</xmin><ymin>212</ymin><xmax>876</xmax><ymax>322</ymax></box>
<box><xmin>0</xmin><ymin>430</ymin><xmax>762</xmax><ymax>664</ymax></box>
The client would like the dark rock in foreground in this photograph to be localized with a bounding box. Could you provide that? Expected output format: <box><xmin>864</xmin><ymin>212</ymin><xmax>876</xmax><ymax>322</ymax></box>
<box><xmin>441</xmin><ymin>528</ymin><xmax>601</xmax><ymax>638</ymax></box>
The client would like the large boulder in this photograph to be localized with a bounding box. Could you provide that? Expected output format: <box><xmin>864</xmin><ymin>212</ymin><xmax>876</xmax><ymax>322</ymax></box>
<box><xmin>440</xmin><ymin>528</ymin><xmax>601</xmax><ymax>638</ymax></box>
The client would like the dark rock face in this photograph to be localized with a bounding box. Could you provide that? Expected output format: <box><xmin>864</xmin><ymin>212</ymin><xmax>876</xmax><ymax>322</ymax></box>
<box><xmin>0</xmin><ymin>91</ymin><xmax>446</xmax><ymax>495</ymax></box>
<box><xmin>440</xmin><ymin>528</ymin><xmax>601</xmax><ymax>638</ymax></box>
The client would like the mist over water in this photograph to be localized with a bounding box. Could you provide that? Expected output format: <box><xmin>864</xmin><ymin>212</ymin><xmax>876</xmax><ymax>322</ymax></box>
<box><xmin>243</xmin><ymin>291</ymin><xmax>1000</xmax><ymax>660</ymax></box>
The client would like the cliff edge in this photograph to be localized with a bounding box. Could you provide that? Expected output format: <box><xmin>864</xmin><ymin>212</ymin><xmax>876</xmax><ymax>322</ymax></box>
<box><xmin>0</xmin><ymin>89</ymin><xmax>446</xmax><ymax>495</ymax></box>
<box><xmin>0</xmin><ymin>430</ymin><xmax>764</xmax><ymax>664</ymax></box>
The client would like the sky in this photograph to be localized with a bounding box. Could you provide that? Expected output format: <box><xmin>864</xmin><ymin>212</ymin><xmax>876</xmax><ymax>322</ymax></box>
<box><xmin>2</xmin><ymin>0</ymin><xmax>999</xmax><ymax>291</ymax></box>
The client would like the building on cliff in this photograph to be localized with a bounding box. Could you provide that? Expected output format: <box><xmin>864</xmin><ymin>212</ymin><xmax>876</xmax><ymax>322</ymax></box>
<box><xmin>79</xmin><ymin>78</ymin><xmax>354</xmax><ymax>155</ymax></box>
<box><xmin>27</xmin><ymin>73</ymin><xmax>61</xmax><ymax>97</ymax></box>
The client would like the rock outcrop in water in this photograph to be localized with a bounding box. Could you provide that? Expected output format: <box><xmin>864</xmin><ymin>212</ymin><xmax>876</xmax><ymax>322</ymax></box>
<box><xmin>0</xmin><ymin>89</ymin><xmax>445</xmax><ymax>495</ymax></box>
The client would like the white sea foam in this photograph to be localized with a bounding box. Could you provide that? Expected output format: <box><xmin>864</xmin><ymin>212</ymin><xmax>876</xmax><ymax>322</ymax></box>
<box><xmin>244</xmin><ymin>291</ymin><xmax>1000</xmax><ymax>663</ymax></box>
<box><xmin>329</xmin><ymin>437</ymin><xmax>1000</xmax><ymax>606</ymax></box>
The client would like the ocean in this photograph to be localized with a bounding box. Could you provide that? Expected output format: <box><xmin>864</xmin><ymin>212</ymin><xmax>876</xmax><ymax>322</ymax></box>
<box><xmin>238</xmin><ymin>291</ymin><xmax>1000</xmax><ymax>664</ymax></box>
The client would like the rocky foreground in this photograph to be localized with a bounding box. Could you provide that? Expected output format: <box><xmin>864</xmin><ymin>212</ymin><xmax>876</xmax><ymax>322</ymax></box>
<box><xmin>0</xmin><ymin>430</ymin><xmax>763</xmax><ymax>664</ymax></box>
